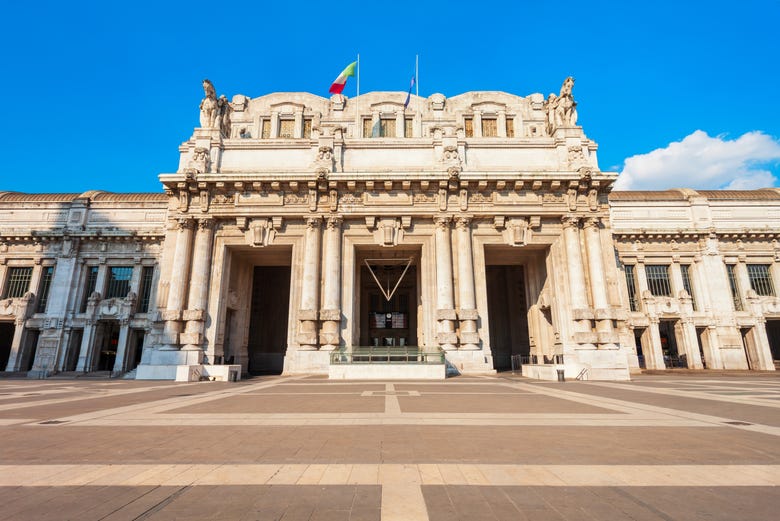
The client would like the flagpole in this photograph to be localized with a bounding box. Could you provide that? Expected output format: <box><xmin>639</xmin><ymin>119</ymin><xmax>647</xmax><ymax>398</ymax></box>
<box><xmin>416</xmin><ymin>54</ymin><xmax>421</xmax><ymax>137</ymax></box>
<box><xmin>356</xmin><ymin>53</ymin><xmax>360</xmax><ymax>136</ymax></box>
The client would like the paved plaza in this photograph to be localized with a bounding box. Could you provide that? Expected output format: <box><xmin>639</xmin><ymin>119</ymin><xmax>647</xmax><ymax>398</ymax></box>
<box><xmin>1</xmin><ymin>374</ymin><xmax>779</xmax><ymax>520</ymax></box>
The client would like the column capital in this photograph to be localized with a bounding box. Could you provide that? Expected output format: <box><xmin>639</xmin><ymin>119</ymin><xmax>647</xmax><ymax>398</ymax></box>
<box><xmin>306</xmin><ymin>216</ymin><xmax>322</xmax><ymax>229</ymax></box>
<box><xmin>561</xmin><ymin>214</ymin><xmax>581</xmax><ymax>229</ymax></box>
<box><xmin>196</xmin><ymin>217</ymin><xmax>215</xmax><ymax>231</ymax></box>
<box><xmin>455</xmin><ymin>215</ymin><xmax>473</xmax><ymax>229</ymax></box>
<box><xmin>582</xmin><ymin>217</ymin><xmax>601</xmax><ymax>230</ymax></box>
<box><xmin>325</xmin><ymin>215</ymin><xmax>343</xmax><ymax>230</ymax></box>
<box><xmin>176</xmin><ymin>217</ymin><xmax>196</xmax><ymax>230</ymax></box>
<box><xmin>434</xmin><ymin>215</ymin><xmax>452</xmax><ymax>229</ymax></box>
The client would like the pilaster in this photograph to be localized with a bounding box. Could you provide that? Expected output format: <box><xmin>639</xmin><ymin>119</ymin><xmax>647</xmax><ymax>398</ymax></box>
<box><xmin>297</xmin><ymin>216</ymin><xmax>322</xmax><ymax>350</ymax></box>
<box><xmin>455</xmin><ymin>216</ymin><xmax>479</xmax><ymax>350</ymax></box>
<box><xmin>320</xmin><ymin>216</ymin><xmax>342</xmax><ymax>351</ymax></box>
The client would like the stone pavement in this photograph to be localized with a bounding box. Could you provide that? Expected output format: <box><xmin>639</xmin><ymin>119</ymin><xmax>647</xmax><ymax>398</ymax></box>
<box><xmin>1</xmin><ymin>374</ymin><xmax>779</xmax><ymax>520</ymax></box>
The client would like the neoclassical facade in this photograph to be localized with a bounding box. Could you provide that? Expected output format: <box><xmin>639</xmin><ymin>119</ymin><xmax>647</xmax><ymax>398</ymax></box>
<box><xmin>0</xmin><ymin>81</ymin><xmax>777</xmax><ymax>380</ymax></box>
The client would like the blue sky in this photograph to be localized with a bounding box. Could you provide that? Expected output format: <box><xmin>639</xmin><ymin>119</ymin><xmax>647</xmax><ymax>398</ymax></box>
<box><xmin>2</xmin><ymin>0</ymin><xmax>779</xmax><ymax>193</ymax></box>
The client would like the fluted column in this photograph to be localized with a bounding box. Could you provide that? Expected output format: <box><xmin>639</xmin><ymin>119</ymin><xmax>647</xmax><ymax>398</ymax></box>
<box><xmin>456</xmin><ymin>216</ymin><xmax>479</xmax><ymax>349</ymax></box>
<box><xmin>562</xmin><ymin>215</ymin><xmax>589</xmax><ymax>334</ymax></box>
<box><xmin>583</xmin><ymin>217</ymin><xmax>613</xmax><ymax>334</ymax></box>
<box><xmin>297</xmin><ymin>216</ymin><xmax>322</xmax><ymax>350</ymax></box>
<box><xmin>162</xmin><ymin>218</ymin><xmax>195</xmax><ymax>349</ymax></box>
<box><xmin>320</xmin><ymin>216</ymin><xmax>342</xmax><ymax>351</ymax></box>
<box><xmin>182</xmin><ymin>218</ymin><xmax>215</xmax><ymax>351</ymax></box>
<box><xmin>434</xmin><ymin>216</ymin><xmax>457</xmax><ymax>350</ymax></box>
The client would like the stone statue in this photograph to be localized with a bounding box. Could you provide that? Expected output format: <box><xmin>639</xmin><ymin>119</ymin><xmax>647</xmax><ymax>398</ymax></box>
<box><xmin>555</xmin><ymin>76</ymin><xmax>577</xmax><ymax>128</ymax></box>
<box><xmin>217</xmin><ymin>94</ymin><xmax>231</xmax><ymax>136</ymax></box>
<box><xmin>544</xmin><ymin>77</ymin><xmax>578</xmax><ymax>134</ymax></box>
<box><xmin>199</xmin><ymin>79</ymin><xmax>218</xmax><ymax>128</ymax></box>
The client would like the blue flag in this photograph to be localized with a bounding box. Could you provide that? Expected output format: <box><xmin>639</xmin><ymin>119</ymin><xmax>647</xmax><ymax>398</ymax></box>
<box><xmin>404</xmin><ymin>75</ymin><xmax>416</xmax><ymax>108</ymax></box>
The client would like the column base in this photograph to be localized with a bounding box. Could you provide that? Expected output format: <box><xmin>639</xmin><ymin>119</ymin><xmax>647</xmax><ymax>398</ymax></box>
<box><xmin>444</xmin><ymin>350</ymin><xmax>495</xmax><ymax>375</ymax></box>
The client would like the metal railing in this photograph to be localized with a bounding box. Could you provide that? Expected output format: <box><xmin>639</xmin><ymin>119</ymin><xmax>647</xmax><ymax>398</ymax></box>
<box><xmin>330</xmin><ymin>346</ymin><xmax>444</xmax><ymax>365</ymax></box>
<box><xmin>510</xmin><ymin>354</ymin><xmax>564</xmax><ymax>372</ymax></box>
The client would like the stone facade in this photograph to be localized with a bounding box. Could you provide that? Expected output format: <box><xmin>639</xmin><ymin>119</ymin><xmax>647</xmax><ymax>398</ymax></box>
<box><xmin>0</xmin><ymin>83</ymin><xmax>777</xmax><ymax>380</ymax></box>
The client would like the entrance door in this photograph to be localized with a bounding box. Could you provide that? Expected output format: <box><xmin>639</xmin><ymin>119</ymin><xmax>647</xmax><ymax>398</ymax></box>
<box><xmin>247</xmin><ymin>266</ymin><xmax>290</xmax><ymax>375</ymax></box>
<box><xmin>0</xmin><ymin>321</ymin><xmax>14</xmax><ymax>371</ymax></box>
<box><xmin>766</xmin><ymin>320</ymin><xmax>780</xmax><ymax>364</ymax></box>
<box><xmin>65</xmin><ymin>329</ymin><xmax>82</xmax><ymax>372</ymax></box>
<box><xmin>658</xmin><ymin>320</ymin><xmax>682</xmax><ymax>368</ymax></box>
<box><xmin>634</xmin><ymin>328</ymin><xmax>646</xmax><ymax>369</ymax></box>
<box><xmin>359</xmin><ymin>263</ymin><xmax>418</xmax><ymax>348</ymax></box>
<box><xmin>486</xmin><ymin>265</ymin><xmax>530</xmax><ymax>371</ymax></box>
<box><xmin>95</xmin><ymin>321</ymin><xmax>120</xmax><ymax>371</ymax></box>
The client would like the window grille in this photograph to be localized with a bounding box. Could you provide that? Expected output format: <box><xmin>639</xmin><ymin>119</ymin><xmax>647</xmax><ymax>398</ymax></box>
<box><xmin>105</xmin><ymin>266</ymin><xmax>133</xmax><ymax>299</ymax></box>
<box><xmin>506</xmin><ymin>118</ymin><xmax>515</xmax><ymax>138</ymax></box>
<box><xmin>747</xmin><ymin>264</ymin><xmax>775</xmax><ymax>296</ymax></box>
<box><xmin>726</xmin><ymin>264</ymin><xmax>743</xmax><ymax>311</ymax></box>
<box><xmin>645</xmin><ymin>265</ymin><xmax>672</xmax><ymax>297</ymax></box>
<box><xmin>278</xmin><ymin>119</ymin><xmax>295</xmax><ymax>138</ymax></box>
<box><xmin>138</xmin><ymin>266</ymin><xmax>154</xmax><ymax>313</ymax></box>
<box><xmin>261</xmin><ymin>120</ymin><xmax>271</xmax><ymax>139</ymax></box>
<box><xmin>376</xmin><ymin>119</ymin><xmax>394</xmax><ymax>137</ymax></box>
<box><xmin>4</xmin><ymin>267</ymin><xmax>32</xmax><ymax>298</ymax></box>
<box><xmin>481</xmin><ymin>118</ymin><xmax>498</xmax><ymax>137</ymax></box>
<box><xmin>36</xmin><ymin>266</ymin><xmax>54</xmax><ymax>313</ymax></box>
<box><xmin>680</xmin><ymin>264</ymin><xmax>697</xmax><ymax>310</ymax></box>
<box><xmin>404</xmin><ymin>118</ymin><xmax>413</xmax><ymax>138</ymax></box>
<box><xmin>302</xmin><ymin>119</ymin><xmax>312</xmax><ymax>139</ymax></box>
<box><xmin>624</xmin><ymin>265</ymin><xmax>639</xmax><ymax>311</ymax></box>
<box><xmin>464</xmin><ymin>117</ymin><xmax>473</xmax><ymax>137</ymax></box>
<box><xmin>81</xmin><ymin>266</ymin><xmax>99</xmax><ymax>312</ymax></box>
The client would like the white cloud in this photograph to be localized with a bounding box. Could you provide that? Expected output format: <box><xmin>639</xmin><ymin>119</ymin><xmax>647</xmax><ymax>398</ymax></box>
<box><xmin>613</xmin><ymin>131</ymin><xmax>780</xmax><ymax>191</ymax></box>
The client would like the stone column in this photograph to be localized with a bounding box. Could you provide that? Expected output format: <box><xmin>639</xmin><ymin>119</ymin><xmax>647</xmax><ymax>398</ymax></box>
<box><xmin>646</xmin><ymin>318</ymin><xmax>666</xmax><ymax>369</ymax></box>
<box><xmin>294</xmin><ymin>110</ymin><xmax>303</xmax><ymax>138</ymax></box>
<box><xmin>583</xmin><ymin>217</ymin><xmax>613</xmax><ymax>334</ymax></box>
<box><xmin>162</xmin><ymin>218</ymin><xmax>195</xmax><ymax>349</ymax></box>
<box><xmin>320</xmin><ymin>216</ymin><xmax>342</xmax><ymax>351</ymax></box>
<box><xmin>497</xmin><ymin>110</ymin><xmax>507</xmax><ymax>137</ymax></box>
<box><xmin>395</xmin><ymin>110</ymin><xmax>405</xmax><ymax>138</ymax></box>
<box><xmin>455</xmin><ymin>216</ymin><xmax>479</xmax><ymax>350</ymax></box>
<box><xmin>182</xmin><ymin>218</ymin><xmax>215</xmax><ymax>352</ymax></box>
<box><xmin>434</xmin><ymin>216</ymin><xmax>457</xmax><ymax>351</ymax></box>
<box><xmin>5</xmin><ymin>315</ymin><xmax>29</xmax><ymax>371</ymax></box>
<box><xmin>270</xmin><ymin>111</ymin><xmax>280</xmax><ymax>138</ymax></box>
<box><xmin>0</xmin><ymin>263</ymin><xmax>7</xmax><ymax>297</ymax></box>
<box><xmin>472</xmin><ymin>110</ymin><xmax>483</xmax><ymax>137</ymax></box>
<box><xmin>112</xmin><ymin>318</ymin><xmax>132</xmax><ymax>374</ymax></box>
<box><xmin>561</xmin><ymin>215</ymin><xmax>589</xmax><ymax>333</ymax></box>
<box><xmin>297</xmin><ymin>216</ymin><xmax>321</xmax><ymax>350</ymax></box>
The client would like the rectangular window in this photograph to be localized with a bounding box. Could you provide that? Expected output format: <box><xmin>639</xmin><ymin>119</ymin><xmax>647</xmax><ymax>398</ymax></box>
<box><xmin>624</xmin><ymin>265</ymin><xmax>639</xmax><ymax>311</ymax></box>
<box><xmin>80</xmin><ymin>266</ymin><xmax>99</xmax><ymax>312</ymax></box>
<box><xmin>680</xmin><ymin>264</ymin><xmax>697</xmax><ymax>310</ymax></box>
<box><xmin>261</xmin><ymin>120</ymin><xmax>271</xmax><ymax>139</ymax></box>
<box><xmin>747</xmin><ymin>264</ymin><xmax>775</xmax><ymax>296</ymax></box>
<box><xmin>464</xmin><ymin>117</ymin><xmax>473</xmax><ymax>137</ymax></box>
<box><xmin>726</xmin><ymin>264</ymin><xmax>743</xmax><ymax>311</ymax></box>
<box><xmin>645</xmin><ymin>265</ymin><xmax>672</xmax><ymax>297</ymax></box>
<box><xmin>4</xmin><ymin>267</ymin><xmax>33</xmax><ymax>298</ymax></box>
<box><xmin>379</xmin><ymin>118</ymin><xmax>395</xmax><ymax>138</ymax></box>
<box><xmin>302</xmin><ymin>118</ymin><xmax>312</xmax><ymax>139</ymax></box>
<box><xmin>138</xmin><ymin>266</ymin><xmax>155</xmax><ymax>313</ymax></box>
<box><xmin>105</xmin><ymin>266</ymin><xmax>133</xmax><ymax>299</ymax></box>
<box><xmin>481</xmin><ymin>118</ymin><xmax>498</xmax><ymax>137</ymax></box>
<box><xmin>362</xmin><ymin>118</ymin><xmax>373</xmax><ymax>138</ymax></box>
<box><xmin>36</xmin><ymin>266</ymin><xmax>54</xmax><ymax>313</ymax></box>
<box><xmin>278</xmin><ymin>119</ymin><xmax>295</xmax><ymax>138</ymax></box>
<box><xmin>506</xmin><ymin>118</ymin><xmax>515</xmax><ymax>138</ymax></box>
<box><xmin>404</xmin><ymin>117</ymin><xmax>413</xmax><ymax>138</ymax></box>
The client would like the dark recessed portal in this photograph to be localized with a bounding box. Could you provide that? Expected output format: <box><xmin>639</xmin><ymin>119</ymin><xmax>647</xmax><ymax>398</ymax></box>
<box><xmin>0</xmin><ymin>322</ymin><xmax>14</xmax><ymax>370</ymax></box>
<box><xmin>247</xmin><ymin>266</ymin><xmax>291</xmax><ymax>375</ymax></box>
<box><xmin>486</xmin><ymin>265</ymin><xmax>530</xmax><ymax>371</ymax></box>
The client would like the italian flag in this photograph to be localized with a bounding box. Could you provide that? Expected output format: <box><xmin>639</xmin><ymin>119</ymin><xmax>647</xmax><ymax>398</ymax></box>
<box><xmin>329</xmin><ymin>61</ymin><xmax>357</xmax><ymax>94</ymax></box>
